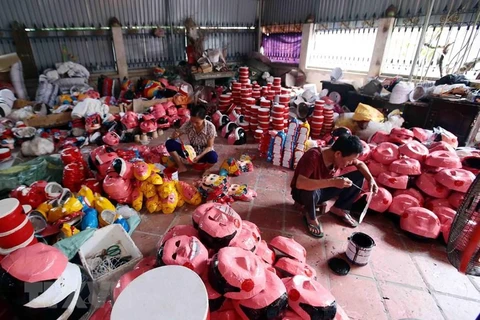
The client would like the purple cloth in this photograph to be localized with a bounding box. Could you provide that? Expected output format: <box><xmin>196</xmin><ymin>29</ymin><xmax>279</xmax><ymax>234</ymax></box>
<box><xmin>262</xmin><ymin>33</ymin><xmax>302</xmax><ymax>64</ymax></box>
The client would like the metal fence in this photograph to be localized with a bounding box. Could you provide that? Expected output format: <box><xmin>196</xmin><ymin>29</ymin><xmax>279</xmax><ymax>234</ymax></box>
<box><xmin>381</xmin><ymin>20</ymin><xmax>480</xmax><ymax>79</ymax></box>
<box><xmin>203</xmin><ymin>31</ymin><xmax>256</xmax><ymax>61</ymax></box>
<box><xmin>0</xmin><ymin>30</ymin><xmax>15</xmax><ymax>55</ymax></box>
<box><xmin>307</xmin><ymin>25</ymin><xmax>377</xmax><ymax>73</ymax></box>
<box><xmin>124</xmin><ymin>31</ymin><xmax>185</xmax><ymax>69</ymax></box>
<box><xmin>28</xmin><ymin>32</ymin><xmax>116</xmax><ymax>73</ymax></box>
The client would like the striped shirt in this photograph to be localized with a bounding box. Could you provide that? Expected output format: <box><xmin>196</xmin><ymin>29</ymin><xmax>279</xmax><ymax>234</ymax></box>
<box><xmin>180</xmin><ymin>120</ymin><xmax>217</xmax><ymax>154</ymax></box>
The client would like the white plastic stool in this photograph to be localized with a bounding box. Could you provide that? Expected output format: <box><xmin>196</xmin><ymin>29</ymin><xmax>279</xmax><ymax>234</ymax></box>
<box><xmin>111</xmin><ymin>265</ymin><xmax>209</xmax><ymax>320</ymax></box>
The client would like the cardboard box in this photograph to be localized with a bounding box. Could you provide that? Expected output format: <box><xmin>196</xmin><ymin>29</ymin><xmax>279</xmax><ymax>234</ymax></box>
<box><xmin>24</xmin><ymin>112</ymin><xmax>72</xmax><ymax>128</ymax></box>
<box><xmin>132</xmin><ymin>98</ymin><xmax>172</xmax><ymax>113</ymax></box>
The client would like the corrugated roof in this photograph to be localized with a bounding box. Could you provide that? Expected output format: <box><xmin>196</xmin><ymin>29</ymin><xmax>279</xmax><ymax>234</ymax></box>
<box><xmin>262</xmin><ymin>0</ymin><xmax>480</xmax><ymax>25</ymax></box>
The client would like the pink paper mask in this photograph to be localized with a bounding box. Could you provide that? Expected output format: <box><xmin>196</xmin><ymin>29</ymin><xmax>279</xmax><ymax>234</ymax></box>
<box><xmin>198</xmin><ymin>204</ymin><xmax>242</xmax><ymax>251</ymax></box>
<box><xmin>371</xmin><ymin>142</ymin><xmax>399</xmax><ymax>165</ymax></box>
<box><xmin>209</xmin><ymin>247</ymin><xmax>267</xmax><ymax>300</ymax></box>
<box><xmin>283</xmin><ymin>275</ymin><xmax>337</xmax><ymax>320</ymax></box>
<box><xmin>269</xmin><ymin>236</ymin><xmax>306</xmax><ymax>264</ymax></box>
<box><xmin>157</xmin><ymin>235</ymin><xmax>208</xmax><ymax>275</ymax></box>
<box><xmin>400</xmin><ymin>207</ymin><xmax>441</xmax><ymax>239</ymax></box>
<box><xmin>232</xmin><ymin>268</ymin><xmax>288</xmax><ymax>320</ymax></box>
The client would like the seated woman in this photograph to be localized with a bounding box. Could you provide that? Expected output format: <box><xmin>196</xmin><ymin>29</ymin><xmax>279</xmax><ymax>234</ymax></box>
<box><xmin>166</xmin><ymin>105</ymin><xmax>218</xmax><ymax>172</ymax></box>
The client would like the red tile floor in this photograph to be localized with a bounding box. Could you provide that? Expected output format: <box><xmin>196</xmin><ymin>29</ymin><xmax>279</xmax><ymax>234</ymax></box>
<box><xmin>132</xmin><ymin>133</ymin><xmax>480</xmax><ymax>320</ymax></box>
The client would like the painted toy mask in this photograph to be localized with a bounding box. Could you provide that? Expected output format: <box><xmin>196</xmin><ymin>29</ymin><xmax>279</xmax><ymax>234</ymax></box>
<box><xmin>209</xmin><ymin>246</ymin><xmax>267</xmax><ymax>300</ymax></box>
<box><xmin>198</xmin><ymin>204</ymin><xmax>242</xmax><ymax>251</ymax></box>
<box><xmin>284</xmin><ymin>275</ymin><xmax>337</xmax><ymax>320</ymax></box>
<box><xmin>232</xmin><ymin>269</ymin><xmax>288</xmax><ymax>320</ymax></box>
<box><xmin>157</xmin><ymin>235</ymin><xmax>208</xmax><ymax>275</ymax></box>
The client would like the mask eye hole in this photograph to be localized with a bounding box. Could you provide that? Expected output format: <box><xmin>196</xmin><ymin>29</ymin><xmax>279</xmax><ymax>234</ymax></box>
<box><xmin>175</xmin><ymin>240</ymin><xmax>181</xmax><ymax>247</ymax></box>
<box><xmin>172</xmin><ymin>252</ymin><xmax>177</xmax><ymax>260</ymax></box>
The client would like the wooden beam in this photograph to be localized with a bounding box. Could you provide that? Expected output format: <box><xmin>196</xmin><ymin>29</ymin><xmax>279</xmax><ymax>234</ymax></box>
<box><xmin>111</xmin><ymin>26</ymin><xmax>128</xmax><ymax>78</ymax></box>
<box><xmin>368</xmin><ymin>17</ymin><xmax>395</xmax><ymax>78</ymax></box>
<box><xmin>11</xmin><ymin>25</ymin><xmax>37</xmax><ymax>80</ymax></box>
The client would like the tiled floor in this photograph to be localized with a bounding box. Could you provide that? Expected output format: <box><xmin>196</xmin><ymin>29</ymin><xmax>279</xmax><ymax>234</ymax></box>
<box><xmin>132</xmin><ymin>134</ymin><xmax>480</xmax><ymax>320</ymax></box>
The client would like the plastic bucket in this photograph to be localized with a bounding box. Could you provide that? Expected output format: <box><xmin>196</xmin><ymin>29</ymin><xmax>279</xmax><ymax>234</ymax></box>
<box><xmin>346</xmin><ymin>232</ymin><xmax>375</xmax><ymax>266</ymax></box>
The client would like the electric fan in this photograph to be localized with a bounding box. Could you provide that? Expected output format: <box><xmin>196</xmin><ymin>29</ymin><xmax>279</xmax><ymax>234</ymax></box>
<box><xmin>447</xmin><ymin>174</ymin><xmax>480</xmax><ymax>276</ymax></box>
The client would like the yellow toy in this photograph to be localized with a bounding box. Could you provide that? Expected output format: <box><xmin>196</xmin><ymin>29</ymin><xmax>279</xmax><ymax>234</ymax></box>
<box><xmin>94</xmin><ymin>196</ymin><xmax>116</xmax><ymax>213</ymax></box>
<box><xmin>141</xmin><ymin>181</ymin><xmax>157</xmax><ymax>198</ymax></box>
<box><xmin>132</xmin><ymin>189</ymin><xmax>143</xmax><ymax>212</ymax></box>
<box><xmin>63</xmin><ymin>197</ymin><xmax>83</xmax><ymax>215</ymax></box>
<box><xmin>175</xmin><ymin>181</ymin><xmax>202</xmax><ymax>206</ymax></box>
<box><xmin>148</xmin><ymin>173</ymin><xmax>163</xmax><ymax>185</ymax></box>
<box><xmin>78</xmin><ymin>186</ymin><xmax>95</xmax><ymax>207</ymax></box>
<box><xmin>159</xmin><ymin>181</ymin><xmax>179</xmax><ymax>214</ymax></box>
<box><xmin>36</xmin><ymin>201</ymin><xmax>53</xmax><ymax>218</ymax></box>
<box><xmin>161</xmin><ymin>156</ymin><xmax>176</xmax><ymax>168</ymax></box>
<box><xmin>60</xmin><ymin>223</ymin><xmax>80</xmax><ymax>238</ymax></box>
<box><xmin>58</xmin><ymin>94</ymin><xmax>73</xmax><ymax>105</ymax></box>
<box><xmin>47</xmin><ymin>207</ymin><xmax>66</xmax><ymax>223</ymax></box>
<box><xmin>159</xmin><ymin>181</ymin><xmax>177</xmax><ymax>199</ymax></box>
<box><xmin>146</xmin><ymin>195</ymin><xmax>162</xmax><ymax>213</ymax></box>
<box><xmin>161</xmin><ymin>191</ymin><xmax>179</xmax><ymax>214</ymax></box>
<box><xmin>177</xmin><ymin>195</ymin><xmax>185</xmax><ymax>208</ymax></box>
<box><xmin>133</xmin><ymin>161</ymin><xmax>152</xmax><ymax>181</ymax></box>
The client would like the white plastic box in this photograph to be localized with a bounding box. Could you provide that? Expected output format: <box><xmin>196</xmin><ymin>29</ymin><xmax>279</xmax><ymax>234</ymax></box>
<box><xmin>78</xmin><ymin>225</ymin><xmax>143</xmax><ymax>283</ymax></box>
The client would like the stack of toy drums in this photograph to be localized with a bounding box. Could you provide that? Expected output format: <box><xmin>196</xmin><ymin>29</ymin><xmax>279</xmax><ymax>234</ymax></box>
<box><xmin>0</xmin><ymin>198</ymin><xmax>37</xmax><ymax>257</ymax></box>
<box><xmin>271</xmin><ymin>104</ymin><xmax>285</xmax><ymax>131</ymax></box>
<box><xmin>218</xmin><ymin>94</ymin><xmax>232</xmax><ymax>113</ymax></box>
<box><xmin>310</xmin><ymin>100</ymin><xmax>325</xmax><ymax>139</ymax></box>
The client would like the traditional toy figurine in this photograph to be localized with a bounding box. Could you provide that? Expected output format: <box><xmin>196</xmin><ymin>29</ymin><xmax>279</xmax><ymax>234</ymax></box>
<box><xmin>140</xmin><ymin>113</ymin><xmax>158</xmax><ymax>134</ymax></box>
<box><xmin>175</xmin><ymin>180</ymin><xmax>202</xmax><ymax>205</ymax></box>
<box><xmin>121</xmin><ymin>111</ymin><xmax>139</xmax><ymax>130</ymax></box>
<box><xmin>219</xmin><ymin>158</ymin><xmax>241</xmax><ymax>176</ymax></box>
<box><xmin>159</xmin><ymin>181</ymin><xmax>180</xmax><ymax>214</ymax></box>
<box><xmin>227</xmin><ymin>184</ymin><xmax>257</xmax><ymax>202</ymax></box>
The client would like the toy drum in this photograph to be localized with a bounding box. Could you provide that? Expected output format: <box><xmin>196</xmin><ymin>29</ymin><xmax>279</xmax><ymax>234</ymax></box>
<box><xmin>0</xmin><ymin>199</ymin><xmax>26</xmax><ymax>233</ymax></box>
<box><xmin>0</xmin><ymin>217</ymin><xmax>35</xmax><ymax>249</ymax></box>
<box><xmin>111</xmin><ymin>266</ymin><xmax>209</xmax><ymax>320</ymax></box>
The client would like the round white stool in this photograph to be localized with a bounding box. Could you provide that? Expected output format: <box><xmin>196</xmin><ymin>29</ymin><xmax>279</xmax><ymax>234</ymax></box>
<box><xmin>111</xmin><ymin>265</ymin><xmax>209</xmax><ymax>320</ymax></box>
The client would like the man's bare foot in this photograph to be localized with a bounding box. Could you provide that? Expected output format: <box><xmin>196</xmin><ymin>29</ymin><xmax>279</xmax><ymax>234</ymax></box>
<box><xmin>329</xmin><ymin>207</ymin><xmax>358</xmax><ymax>228</ymax></box>
<box><xmin>177</xmin><ymin>165</ymin><xmax>188</xmax><ymax>173</ymax></box>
